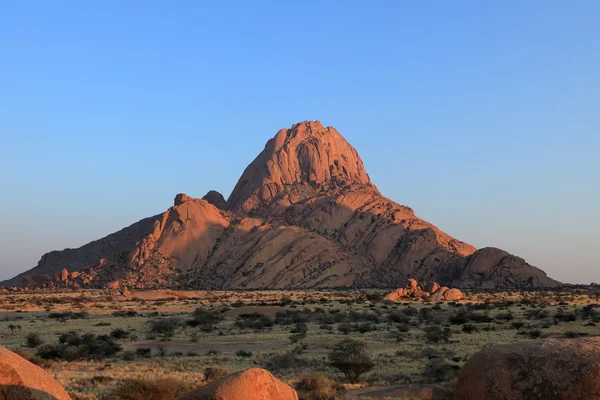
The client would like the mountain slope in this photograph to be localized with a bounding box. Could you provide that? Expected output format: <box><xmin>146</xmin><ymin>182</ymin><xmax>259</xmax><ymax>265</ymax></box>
<box><xmin>1</xmin><ymin>121</ymin><xmax>560</xmax><ymax>289</ymax></box>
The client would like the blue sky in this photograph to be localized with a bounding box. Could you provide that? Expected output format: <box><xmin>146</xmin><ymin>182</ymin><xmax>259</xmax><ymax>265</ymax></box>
<box><xmin>0</xmin><ymin>1</ymin><xmax>598</xmax><ymax>283</ymax></box>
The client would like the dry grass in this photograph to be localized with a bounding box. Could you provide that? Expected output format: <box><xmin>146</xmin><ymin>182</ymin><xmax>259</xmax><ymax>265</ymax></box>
<box><xmin>0</xmin><ymin>288</ymin><xmax>598</xmax><ymax>399</ymax></box>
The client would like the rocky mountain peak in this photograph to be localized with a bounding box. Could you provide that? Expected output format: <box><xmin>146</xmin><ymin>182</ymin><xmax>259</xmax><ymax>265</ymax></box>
<box><xmin>202</xmin><ymin>190</ymin><xmax>227</xmax><ymax>210</ymax></box>
<box><xmin>227</xmin><ymin>121</ymin><xmax>373</xmax><ymax>212</ymax></box>
<box><xmin>174</xmin><ymin>193</ymin><xmax>194</xmax><ymax>206</ymax></box>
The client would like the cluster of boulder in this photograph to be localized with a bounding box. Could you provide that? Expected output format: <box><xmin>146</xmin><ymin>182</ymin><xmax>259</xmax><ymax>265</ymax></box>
<box><xmin>3</xmin><ymin>336</ymin><xmax>600</xmax><ymax>399</ymax></box>
<box><xmin>1</xmin><ymin>266</ymin><xmax>134</xmax><ymax>296</ymax></box>
<box><xmin>384</xmin><ymin>278</ymin><xmax>464</xmax><ymax>302</ymax></box>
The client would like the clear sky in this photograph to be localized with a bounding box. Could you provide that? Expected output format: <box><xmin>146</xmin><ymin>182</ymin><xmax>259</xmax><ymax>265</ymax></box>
<box><xmin>0</xmin><ymin>1</ymin><xmax>598</xmax><ymax>283</ymax></box>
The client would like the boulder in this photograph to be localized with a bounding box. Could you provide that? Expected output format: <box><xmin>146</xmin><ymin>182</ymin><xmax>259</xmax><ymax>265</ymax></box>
<box><xmin>442</xmin><ymin>288</ymin><xmax>464</xmax><ymax>301</ymax></box>
<box><xmin>383</xmin><ymin>288</ymin><xmax>407</xmax><ymax>301</ymax></box>
<box><xmin>0</xmin><ymin>346</ymin><xmax>71</xmax><ymax>400</ymax></box>
<box><xmin>424</xmin><ymin>282</ymin><xmax>440</xmax><ymax>294</ymax></box>
<box><xmin>455</xmin><ymin>337</ymin><xmax>600</xmax><ymax>400</ymax></box>
<box><xmin>59</xmin><ymin>269</ymin><xmax>69</xmax><ymax>282</ymax></box>
<box><xmin>106</xmin><ymin>281</ymin><xmax>120</xmax><ymax>289</ymax></box>
<box><xmin>178</xmin><ymin>368</ymin><xmax>298</xmax><ymax>400</ymax></box>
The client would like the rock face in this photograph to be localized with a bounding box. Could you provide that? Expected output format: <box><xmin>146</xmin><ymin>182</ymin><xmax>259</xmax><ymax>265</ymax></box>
<box><xmin>0</xmin><ymin>346</ymin><xmax>71</xmax><ymax>400</ymax></box>
<box><xmin>202</xmin><ymin>190</ymin><xmax>227</xmax><ymax>210</ymax></box>
<box><xmin>227</xmin><ymin>121</ymin><xmax>372</xmax><ymax>213</ymax></box>
<box><xmin>178</xmin><ymin>368</ymin><xmax>298</xmax><ymax>400</ymax></box>
<box><xmin>1</xmin><ymin>121</ymin><xmax>561</xmax><ymax>290</ymax></box>
<box><xmin>455</xmin><ymin>337</ymin><xmax>600</xmax><ymax>400</ymax></box>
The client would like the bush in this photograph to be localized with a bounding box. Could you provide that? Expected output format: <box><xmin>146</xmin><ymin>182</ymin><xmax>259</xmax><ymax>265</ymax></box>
<box><xmin>37</xmin><ymin>333</ymin><xmax>121</xmax><ymax>361</ymax></box>
<box><xmin>511</xmin><ymin>321</ymin><xmax>525</xmax><ymax>330</ymax></box>
<box><xmin>296</xmin><ymin>372</ymin><xmax>343</xmax><ymax>400</ymax></box>
<box><xmin>423</xmin><ymin>326</ymin><xmax>452</xmax><ymax>343</ymax></box>
<box><xmin>204</xmin><ymin>367</ymin><xmax>229</xmax><ymax>382</ymax></box>
<box><xmin>103</xmin><ymin>378</ymin><xmax>192</xmax><ymax>400</ymax></box>
<box><xmin>265</xmin><ymin>351</ymin><xmax>304</xmax><ymax>372</ymax></box>
<box><xmin>25</xmin><ymin>332</ymin><xmax>44</xmax><ymax>348</ymax></box>
<box><xmin>48</xmin><ymin>311</ymin><xmax>88</xmax><ymax>320</ymax></box>
<box><xmin>234</xmin><ymin>313</ymin><xmax>274</xmax><ymax>330</ymax></box>
<box><xmin>110</xmin><ymin>329</ymin><xmax>130</xmax><ymax>339</ymax></box>
<box><xmin>328</xmin><ymin>339</ymin><xmax>374</xmax><ymax>383</ymax></box>
<box><xmin>235</xmin><ymin>350</ymin><xmax>253</xmax><ymax>358</ymax></box>
<box><xmin>149</xmin><ymin>318</ymin><xmax>182</xmax><ymax>339</ymax></box>
<box><xmin>462</xmin><ymin>323</ymin><xmax>477</xmax><ymax>334</ymax></box>
<box><xmin>189</xmin><ymin>308</ymin><xmax>225</xmax><ymax>328</ymax></box>
<box><xmin>423</xmin><ymin>359</ymin><xmax>459</xmax><ymax>382</ymax></box>
<box><xmin>136</xmin><ymin>348</ymin><xmax>152</xmax><ymax>358</ymax></box>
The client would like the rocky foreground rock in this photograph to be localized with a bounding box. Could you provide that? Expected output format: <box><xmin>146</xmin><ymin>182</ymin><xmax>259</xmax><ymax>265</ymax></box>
<box><xmin>455</xmin><ymin>337</ymin><xmax>600</xmax><ymax>400</ymax></box>
<box><xmin>178</xmin><ymin>368</ymin><xmax>298</xmax><ymax>400</ymax></box>
<box><xmin>0</xmin><ymin>346</ymin><xmax>71</xmax><ymax>400</ymax></box>
<box><xmin>384</xmin><ymin>279</ymin><xmax>464</xmax><ymax>301</ymax></box>
<box><xmin>2</xmin><ymin>121</ymin><xmax>560</xmax><ymax>290</ymax></box>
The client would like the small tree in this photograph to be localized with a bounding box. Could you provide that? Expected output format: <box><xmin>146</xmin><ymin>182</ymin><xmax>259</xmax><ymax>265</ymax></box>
<box><xmin>25</xmin><ymin>333</ymin><xmax>44</xmax><ymax>348</ymax></box>
<box><xmin>328</xmin><ymin>339</ymin><xmax>374</xmax><ymax>383</ymax></box>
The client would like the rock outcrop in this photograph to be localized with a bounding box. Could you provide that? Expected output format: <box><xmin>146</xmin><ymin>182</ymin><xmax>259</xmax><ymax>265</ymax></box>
<box><xmin>384</xmin><ymin>279</ymin><xmax>464</xmax><ymax>301</ymax></box>
<box><xmin>178</xmin><ymin>368</ymin><xmax>298</xmax><ymax>400</ymax></box>
<box><xmin>455</xmin><ymin>337</ymin><xmax>600</xmax><ymax>400</ymax></box>
<box><xmin>202</xmin><ymin>190</ymin><xmax>227</xmax><ymax>210</ymax></box>
<box><xmin>0</xmin><ymin>346</ymin><xmax>71</xmax><ymax>400</ymax></box>
<box><xmin>226</xmin><ymin>121</ymin><xmax>372</xmax><ymax>214</ymax></box>
<box><xmin>1</xmin><ymin>121</ymin><xmax>561</xmax><ymax>290</ymax></box>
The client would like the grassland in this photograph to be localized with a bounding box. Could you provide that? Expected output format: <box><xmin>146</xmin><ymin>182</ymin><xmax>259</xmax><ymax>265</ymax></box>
<box><xmin>1</xmin><ymin>288</ymin><xmax>599</xmax><ymax>399</ymax></box>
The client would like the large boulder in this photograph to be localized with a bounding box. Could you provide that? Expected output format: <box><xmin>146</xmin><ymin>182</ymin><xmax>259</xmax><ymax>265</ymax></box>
<box><xmin>442</xmin><ymin>288</ymin><xmax>463</xmax><ymax>301</ymax></box>
<box><xmin>0</xmin><ymin>346</ymin><xmax>71</xmax><ymax>400</ymax></box>
<box><xmin>455</xmin><ymin>337</ymin><xmax>600</xmax><ymax>400</ymax></box>
<box><xmin>424</xmin><ymin>282</ymin><xmax>440</xmax><ymax>294</ymax></box>
<box><xmin>384</xmin><ymin>288</ymin><xmax>407</xmax><ymax>301</ymax></box>
<box><xmin>178</xmin><ymin>368</ymin><xmax>298</xmax><ymax>400</ymax></box>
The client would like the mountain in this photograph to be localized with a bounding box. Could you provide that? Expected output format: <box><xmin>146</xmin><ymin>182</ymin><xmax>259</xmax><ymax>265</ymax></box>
<box><xmin>1</xmin><ymin>121</ymin><xmax>560</xmax><ymax>290</ymax></box>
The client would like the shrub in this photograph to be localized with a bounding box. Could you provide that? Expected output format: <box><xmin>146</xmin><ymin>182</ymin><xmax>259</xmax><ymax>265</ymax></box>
<box><xmin>189</xmin><ymin>308</ymin><xmax>225</xmax><ymax>328</ymax></box>
<box><xmin>528</xmin><ymin>329</ymin><xmax>542</xmax><ymax>339</ymax></box>
<box><xmin>48</xmin><ymin>311</ymin><xmax>88</xmax><ymax>320</ymax></box>
<box><xmin>423</xmin><ymin>326</ymin><xmax>452</xmax><ymax>343</ymax></box>
<box><xmin>423</xmin><ymin>359</ymin><xmax>459</xmax><ymax>382</ymax></box>
<box><xmin>25</xmin><ymin>332</ymin><xmax>44</xmax><ymax>348</ymax></box>
<box><xmin>110</xmin><ymin>328</ymin><xmax>130</xmax><ymax>339</ymax></box>
<box><xmin>328</xmin><ymin>339</ymin><xmax>374</xmax><ymax>383</ymax></box>
<box><xmin>511</xmin><ymin>321</ymin><xmax>525</xmax><ymax>330</ymax></box>
<box><xmin>37</xmin><ymin>333</ymin><xmax>121</xmax><ymax>361</ymax></box>
<box><xmin>448</xmin><ymin>311</ymin><xmax>469</xmax><ymax>325</ymax></box>
<box><xmin>234</xmin><ymin>313</ymin><xmax>274</xmax><ymax>330</ymax></box>
<box><xmin>103</xmin><ymin>378</ymin><xmax>192</xmax><ymax>400</ymax></box>
<box><xmin>204</xmin><ymin>367</ymin><xmax>229</xmax><ymax>382</ymax></box>
<box><xmin>149</xmin><ymin>318</ymin><xmax>182</xmax><ymax>339</ymax></box>
<box><xmin>265</xmin><ymin>351</ymin><xmax>304</xmax><ymax>372</ymax></box>
<box><xmin>235</xmin><ymin>350</ymin><xmax>253</xmax><ymax>358</ymax></box>
<box><xmin>388</xmin><ymin>311</ymin><xmax>410</xmax><ymax>324</ymax></box>
<box><xmin>112</xmin><ymin>310</ymin><xmax>138</xmax><ymax>318</ymax></box>
<box><xmin>296</xmin><ymin>372</ymin><xmax>343</xmax><ymax>400</ymax></box>
<box><xmin>462</xmin><ymin>323</ymin><xmax>477</xmax><ymax>334</ymax></box>
<box><xmin>136</xmin><ymin>348</ymin><xmax>152</xmax><ymax>358</ymax></box>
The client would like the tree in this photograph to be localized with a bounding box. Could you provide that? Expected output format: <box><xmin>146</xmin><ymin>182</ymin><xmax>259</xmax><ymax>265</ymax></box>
<box><xmin>328</xmin><ymin>339</ymin><xmax>374</xmax><ymax>383</ymax></box>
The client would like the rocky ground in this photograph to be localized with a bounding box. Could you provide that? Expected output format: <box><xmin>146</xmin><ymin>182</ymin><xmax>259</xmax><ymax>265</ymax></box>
<box><xmin>1</xmin><ymin>287</ymin><xmax>599</xmax><ymax>399</ymax></box>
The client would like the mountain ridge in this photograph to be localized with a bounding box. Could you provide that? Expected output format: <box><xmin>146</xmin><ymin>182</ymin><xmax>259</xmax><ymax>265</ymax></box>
<box><xmin>1</xmin><ymin>121</ymin><xmax>560</xmax><ymax>290</ymax></box>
